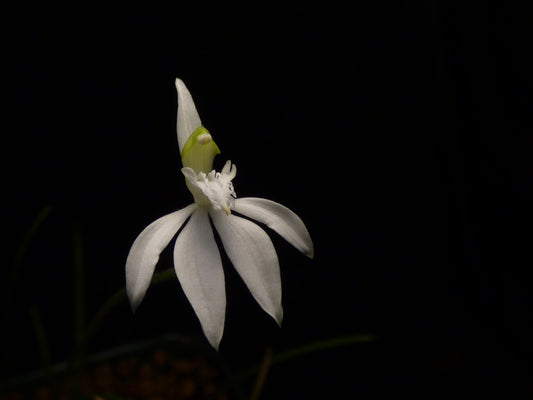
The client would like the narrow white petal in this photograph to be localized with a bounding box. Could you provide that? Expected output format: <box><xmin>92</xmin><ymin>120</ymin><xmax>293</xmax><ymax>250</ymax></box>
<box><xmin>174</xmin><ymin>207</ymin><xmax>225</xmax><ymax>349</ymax></box>
<box><xmin>175</xmin><ymin>78</ymin><xmax>202</xmax><ymax>154</ymax></box>
<box><xmin>126</xmin><ymin>204</ymin><xmax>197</xmax><ymax>312</ymax></box>
<box><xmin>234</xmin><ymin>197</ymin><xmax>314</xmax><ymax>258</ymax></box>
<box><xmin>210</xmin><ymin>210</ymin><xmax>283</xmax><ymax>325</ymax></box>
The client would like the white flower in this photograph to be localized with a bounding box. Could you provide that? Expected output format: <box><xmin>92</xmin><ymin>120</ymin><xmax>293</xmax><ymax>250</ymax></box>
<box><xmin>126</xmin><ymin>78</ymin><xmax>313</xmax><ymax>349</ymax></box>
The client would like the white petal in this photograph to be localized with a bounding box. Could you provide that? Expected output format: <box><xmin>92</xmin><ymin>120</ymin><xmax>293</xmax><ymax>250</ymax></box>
<box><xmin>175</xmin><ymin>78</ymin><xmax>202</xmax><ymax>154</ymax></box>
<box><xmin>126</xmin><ymin>204</ymin><xmax>197</xmax><ymax>312</ymax></box>
<box><xmin>234</xmin><ymin>197</ymin><xmax>314</xmax><ymax>258</ymax></box>
<box><xmin>210</xmin><ymin>210</ymin><xmax>283</xmax><ymax>325</ymax></box>
<box><xmin>173</xmin><ymin>207</ymin><xmax>225</xmax><ymax>349</ymax></box>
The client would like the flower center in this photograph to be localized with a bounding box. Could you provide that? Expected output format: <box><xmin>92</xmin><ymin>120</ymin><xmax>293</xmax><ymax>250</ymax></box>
<box><xmin>182</xmin><ymin>160</ymin><xmax>237</xmax><ymax>214</ymax></box>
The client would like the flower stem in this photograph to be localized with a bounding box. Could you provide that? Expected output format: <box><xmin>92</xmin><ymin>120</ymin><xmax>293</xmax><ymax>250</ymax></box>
<box><xmin>28</xmin><ymin>306</ymin><xmax>52</xmax><ymax>380</ymax></box>
<box><xmin>250</xmin><ymin>347</ymin><xmax>272</xmax><ymax>400</ymax></box>
<box><xmin>85</xmin><ymin>268</ymin><xmax>177</xmax><ymax>342</ymax></box>
<box><xmin>231</xmin><ymin>334</ymin><xmax>376</xmax><ymax>385</ymax></box>
<box><xmin>2</xmin><ymin>205</ymin><xmax>52</xmax><ymax>373</ymax></box>
<box><xmin>6</xmin><ymin>205</ymin><xmax>52</xmax><ymax>306</ymax></box>
<box><xmin>270</xmin><ymin>334</ymin><xmax>376</xmax><ymax>366</ymax></box>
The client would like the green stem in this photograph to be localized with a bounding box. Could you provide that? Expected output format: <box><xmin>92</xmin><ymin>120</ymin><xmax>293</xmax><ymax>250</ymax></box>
<box><xmin>232</xmin><ymin>334</ymin><xmax>376</xmax><ymax>384</ymax></box>
<box><xmin>3</xmin><ymin>205</ymin><xmax>52</xmax><ymax>372</ymax></box>
<box><xmin>7</xmin><ymin>205</ymin><xmax>52</xmax><ymax>305</ymax></box>
<box><xmin>270</xmin><ymin>334</ymin><xmax>376</xmax><ymax>366</ymax></box>
<box><xmin>84</xmin><ymin>268</ymin><xmax>177</xmax><ymax>342</ymax></box>
<box><xmin>250</xmin><ymin>347</ymin><xmax>272</xmax><ymax>400</ymax></box>
<box><xmin>28</xmin><ymin>306</ymin><xmax>52</xmax><ymax>380</ymax></box>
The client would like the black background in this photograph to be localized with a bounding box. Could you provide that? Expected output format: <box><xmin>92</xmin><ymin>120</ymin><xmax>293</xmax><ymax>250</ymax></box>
<box><xmin>2</xmin><ymin>3</ymin><xmax>532</xmax><ymax>398</ymax></box>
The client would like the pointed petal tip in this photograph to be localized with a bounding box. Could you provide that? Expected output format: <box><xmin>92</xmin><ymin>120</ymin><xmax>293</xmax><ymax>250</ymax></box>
<box><xmin>233</xmin><ymin>198</ymin><xmax>314</xmax><ymax>260</ymax></box>
<box><xmin>202</xmin><ymin>325</ymin><xmax>223</xmax><ymax>352</ymax></box>
<box><xmin>299</xmin><ymin>240</ymin><xmax>314</xmax><ymax>259</ymax></box>
<box><xmin>125</xmin><ymin>272</ymin><xmax>142</xmax><ymax>313</ymax></box>
<box><xmin>208</xmin><ymin>339</ymin><xmax>221</xmax><ymax>351</ymax></box>
<box><xmin>204</xmin><ymin>328</ymin><xmax>223</xmax><ymax>351</ymax></box>
<box><xmin>275</xmin><ymin>307</ymin><xmax>284</xmax><ymax>327</ymax></box>
<box><xmin>126</xmin><ymin>289</ymin><xmax>142</xmax><ymax>314</ymax></box>
<box><xmin>175</xmin><ymin>78</ymin><xmax>192</xmax><ymax>100</ymax></box>
<box><xmin>175</xmin><ymin>78</ymin><xmax>187</xmax><ymax>92</ymax></box>
<box><xmin>267</xmin><ymin>304</ymin><xmax>283</xmax><ymax>327</ymax></box>
<box><xmin>125</xmin><ymin>206</ymin><xmax>196</xmax><ymax>318</ymax></box>
<box><xmin>265</xmin><ymin>308</ymin><xmax>283</xmax><ymax>328</ymax></box>
<box><xmin>173</xmin><ymin>208</ymin><xmax>225</xmax><ymax>353</ymax></box>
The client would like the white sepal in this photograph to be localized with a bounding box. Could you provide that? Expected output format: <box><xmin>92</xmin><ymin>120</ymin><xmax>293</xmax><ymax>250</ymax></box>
<box><xmin>210</xmin><ymin>210</ymin><xmax>283</xmax><ymax>325</ymax></box>
<box><xmin>234</xmin><ymin>197</ymin><xmax>314</xmax><ymax>258</ymax></box>
<box><xmin>173</xmin><ymin>207</ymin><xmax>226</xmax><ymax>349</ymax></box>
<box><xmin>176</xmin><ymin>78</ymin><xmax>202</xmax><ymax>154</ymax></box>
<box><xmin>126</xmin><ymin>204</ymin><xmax>197</xmax><ymax>312</ymax></box>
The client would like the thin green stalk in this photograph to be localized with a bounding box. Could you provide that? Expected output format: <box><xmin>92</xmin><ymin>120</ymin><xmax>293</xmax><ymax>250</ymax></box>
<box><xmin>84</xmin><ymin>268</ymin><xmax>177</xmax><ymax>342</ymax></box>
<box><xmin>3</xmin><ymin>205</ymin><xmax>52</xmax><ymax>370</ymax></box>
<box><xmin>7</xmin><ymin>205</ymin><xmax>52</xmax><ymax>306</ymax></box>
<box><xmin>232</xmin><ymin>334</ymin><xmax>376</xmax><ymax>384</ymax></box>
<box><xmin>28</xmin><ymin>306</ymin><xmax>52</xmax><ymax>380</ymax></box>
<box><xmin>250</xmin><ymin>347</ymin><xmax>272</xmax><ymax>400</ymax></box>
<box><xmin>270</xmin><ymin>334</ymin><xmax>376</xmax><ymax>366</ymax></box>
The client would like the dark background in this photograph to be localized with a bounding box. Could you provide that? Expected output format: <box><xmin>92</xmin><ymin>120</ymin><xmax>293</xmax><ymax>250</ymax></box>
<box><xmin>2</xmin><ymin>3</ymin><xmax>531</xmax><ymax>398</ymax></box>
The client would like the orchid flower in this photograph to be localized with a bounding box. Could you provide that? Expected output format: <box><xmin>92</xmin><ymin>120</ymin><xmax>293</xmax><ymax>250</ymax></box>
<box><xmin>126</xmin><ymin>79</ymin><xmax>313</xmax><ymax>349</ymax></box>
